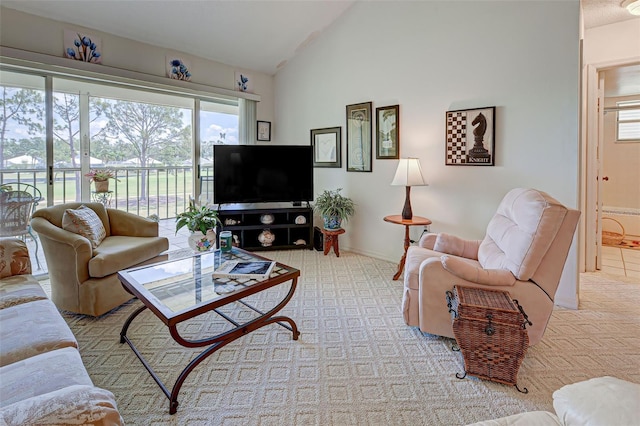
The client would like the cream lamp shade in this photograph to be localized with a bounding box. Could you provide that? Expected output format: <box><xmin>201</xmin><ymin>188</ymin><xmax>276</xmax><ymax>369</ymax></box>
<box><xmin>391</xmin><ymin>158</ymin><xmax>427</xmax><ymax>187</ymax></box>
<box><xmin>391</xmin><ymin>158</ymin><xmax>427</xmax><ymax>220</ymax></box>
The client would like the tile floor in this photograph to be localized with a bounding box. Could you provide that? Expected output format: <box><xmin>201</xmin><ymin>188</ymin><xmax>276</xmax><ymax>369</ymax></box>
<box><xmin>20</xmin><ymin>221</ymin><xmax>640</xmax><ymax>281</ymax></box>
<box><xmin>600</xmin><ymin>242</ymin><xmax>640</xmax><ymax>280</ymax></box>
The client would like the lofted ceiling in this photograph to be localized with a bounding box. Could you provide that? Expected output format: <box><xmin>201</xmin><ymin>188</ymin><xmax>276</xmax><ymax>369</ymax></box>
<box><xmin>1</xmin><ymin>0</ymin><xmax>638</xmax><ymax>96</ymax></box>
<box><xmin>1</xmin><ymin>0</ymin><xmax>356</xmax><ymax>76</ymax></box>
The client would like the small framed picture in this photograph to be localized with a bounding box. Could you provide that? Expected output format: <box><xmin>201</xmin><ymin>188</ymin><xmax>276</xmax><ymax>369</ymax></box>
<box><xmin>346</xmin><ymin>101</ymin><xmax>373</xmax><ymax>172</ymax></box>
<box><xmin>311</xmin><ymin>127</ymin><xmax>341</xmax><ymax>168</ymax></box>
<box><xmin>64</xmin><ymin>30</ymin><xmax>102</xmax><ymax>63</ymax></box>
<box><xmin>257</xmin><ymin>120</ymin><xmax>271</xmax><ymax>141</ymax></box>
<box><xmin>445</xmin><ymin>106</ymin><xmax>496</xmax><ymax>166</ymax></box>
<box><xmin>376</xmin><ymin>105</ymin><xmax>399</xmax><ymax>159</ymax></box>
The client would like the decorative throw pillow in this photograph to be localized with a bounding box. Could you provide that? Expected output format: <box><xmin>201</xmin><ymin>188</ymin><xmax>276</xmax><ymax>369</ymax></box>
<box><xmin>0</xmin><ymin>239</ymin><xmax>32</xmax><ymax>279</ymax></box>
<box><xmin>62</xmin><ymin>205</ymin><xmax>106</xmax><ymax>248</ymax></box>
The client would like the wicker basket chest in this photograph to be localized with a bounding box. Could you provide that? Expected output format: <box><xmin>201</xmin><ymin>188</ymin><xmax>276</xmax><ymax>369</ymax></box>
<box><xmin>447</xmin><ymin>285</ymin><xmax>531</xmax><ymax>392</ymax></box>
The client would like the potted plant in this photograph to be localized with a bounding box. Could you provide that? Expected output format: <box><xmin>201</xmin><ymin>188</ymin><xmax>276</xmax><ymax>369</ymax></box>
<box><xmin>84</xmin><ymin>169</ymin><xmax>119</xmax><ymax>192</ymax></box>
<box><xmin>313</xmin><ymin>188</ymin><xmax>355</xmax><ymax>230</ymax></box>
<box><xmin>176</xmin><ymin>199</ymin><xmax>222</xmax><ymax>252</ymax></box>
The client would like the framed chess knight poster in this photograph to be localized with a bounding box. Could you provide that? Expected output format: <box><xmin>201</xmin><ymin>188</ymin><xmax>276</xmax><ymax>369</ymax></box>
<box><xmin>445</xmin><ymin>106</ymin><xmax>495</xmax><ymax>166</ymax></box>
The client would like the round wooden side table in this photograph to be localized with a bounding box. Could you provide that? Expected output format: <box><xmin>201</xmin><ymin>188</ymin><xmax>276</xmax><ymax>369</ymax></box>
<box><xmin>383</xmin><ymin>215</ymin><xmax>432</xmax><ymax>280</ymax></box>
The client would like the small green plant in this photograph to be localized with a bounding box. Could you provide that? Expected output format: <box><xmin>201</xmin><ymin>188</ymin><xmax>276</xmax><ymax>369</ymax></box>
<box><xmin>313</xmin><ymin>188</ymin><xmax>355</xmax><ymax>224</ymax></box>
<box><xmin>0</xmin><ymin>184</ymin><xmax>12</xmax><ymax>192</ymax></box>
<box><xmin>175</xmin><ymin>199</ymin><xmax>221</xmax><ymax>234</ymax></box>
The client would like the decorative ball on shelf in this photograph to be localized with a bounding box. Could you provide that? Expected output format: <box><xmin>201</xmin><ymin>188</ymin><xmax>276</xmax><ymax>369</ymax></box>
<box><xmin>294</xmin><ymin>215</ymin><xmax>307</xmax><ymax>225</ymax></box>
<box><xmin>258</xmin><ymin>229</ymin><xmax>275</xmax><ymax>247</ymax></box>
<box><xmin>260</xmin><ymin>214</ymin><xmax>275</xmax><ymax>225</ymax></box>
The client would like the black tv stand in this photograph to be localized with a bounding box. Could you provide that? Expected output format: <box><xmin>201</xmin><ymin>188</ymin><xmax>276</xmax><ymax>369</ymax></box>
<box><xmin>216</xmin><ymin>204</ymin><xmax>314</xmax><ymax>251</ymax></box>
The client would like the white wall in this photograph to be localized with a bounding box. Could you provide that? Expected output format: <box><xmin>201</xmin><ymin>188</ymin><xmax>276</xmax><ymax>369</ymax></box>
<box><xmin>603</xmin><ymin>96</ymin><xmax>640</xmax><ymax>211</ymax></box>
<box><xmin>602</xmin><ymin>96</ymin><xmax>640</xmax><ymax>237</ymax></box>
<box><xmin>584</xmin><ymin>19</ymin><xmax>640</xmax><ymax>65</ymax></box>
<box><xmin>0</xmin><ymin>2</ymin><xmax>583</xmax><ymax>307</ymax></box>
<box><xmin>0</xmin><ymin>7</ymin><xmax>276</xmax><ymax>125</ymax></box>
<box><xmin>275</xmin><ymin>1</ymin><xmax>581</xmax><ymax>306</ymax></box>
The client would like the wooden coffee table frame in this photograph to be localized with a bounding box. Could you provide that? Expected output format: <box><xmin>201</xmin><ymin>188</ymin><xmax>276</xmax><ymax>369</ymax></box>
<box><xmin>118</xmin><ymin>249</ymin><xmax>300</xmax><ymax>414</ymax></box>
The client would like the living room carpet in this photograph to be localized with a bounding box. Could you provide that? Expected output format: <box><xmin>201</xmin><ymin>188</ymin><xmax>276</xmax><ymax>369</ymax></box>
<box><xmin>54</xmin><ymin>250</ymin><xmax>640</xmax><ymax>425</ymax></box>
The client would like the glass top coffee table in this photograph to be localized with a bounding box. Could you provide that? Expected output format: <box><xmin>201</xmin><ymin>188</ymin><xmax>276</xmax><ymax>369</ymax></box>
<box><xmin>117</xmin><ymin>247</ymin><xmax>300</xmax><ymax>414</ymax></box>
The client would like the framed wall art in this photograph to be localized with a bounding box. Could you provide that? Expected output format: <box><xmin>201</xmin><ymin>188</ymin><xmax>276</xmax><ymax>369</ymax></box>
<box><xmin>166</xmin><ymin>56</ymin><xmax>192</xmax><ymax>81</ymax></box>
<box><xmin>235</xmin><ymin>71</ymin><xmax>253</xmax><ymax>93</ymax></box>
<box><xmin>311</xmin><ymin>127</ymin><xmax>341</xmax><ymax>168</ymax></box>
<box><xmin>346</xmin><ymin>101</ymin><xmax>372</xmax><ymax>172</ymax></box>
<box><xmin>376</xmin><ymin>104</ymin><xmax>399</xmax><ymax>159</ymax></box>
<box><xmin>445</xmin><ymin>106</ymin><xmax>496</xmax><ymax>166</ymax></box>
<box><xmin>63</xmin><ymin>30</ymin><xmax>102</xmax><ymax>63</ymax></box>
<box><xmin>257</xmin><ymin>120</ymin><xmax>271</xmax><ymax>141</ymax></box>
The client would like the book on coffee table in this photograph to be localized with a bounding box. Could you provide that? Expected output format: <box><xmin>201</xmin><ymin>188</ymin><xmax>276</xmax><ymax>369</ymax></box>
<box><xmin>213</xmin><ymin>260</ymin><xmax>276</xmax><ymax>280</ymax></box>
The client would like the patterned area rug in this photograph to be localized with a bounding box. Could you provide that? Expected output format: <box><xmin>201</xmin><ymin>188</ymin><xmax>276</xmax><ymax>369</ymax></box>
<box><xmin>58</xmin><ymin>251</ymin><xmax>640</xmax><ymax>425</ymax></box>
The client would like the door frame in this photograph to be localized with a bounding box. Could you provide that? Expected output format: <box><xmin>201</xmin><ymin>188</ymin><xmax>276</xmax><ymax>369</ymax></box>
<box><xmin>582</xmin><ymin>57</ymin><xmax>640</xmax><ymax>272</ymax></box>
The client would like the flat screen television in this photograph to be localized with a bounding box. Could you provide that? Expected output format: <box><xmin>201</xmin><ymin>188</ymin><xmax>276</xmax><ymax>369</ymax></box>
<box><xmin>213</xmin><ymin>145</ymin><xmax>313</xmax><ymax>204</ymax></box>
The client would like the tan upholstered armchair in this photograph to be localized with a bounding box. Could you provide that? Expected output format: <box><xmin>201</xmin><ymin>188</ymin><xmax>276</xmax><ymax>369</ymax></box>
<box><xmin>31</xmin><ymin>203</ymin><xmax>169</xmax><ymax>316</ymax></box>
<box><xmin>402</xmin><ymin>188</ymin><xmax>580</xmax><ymax>346</ymax></box>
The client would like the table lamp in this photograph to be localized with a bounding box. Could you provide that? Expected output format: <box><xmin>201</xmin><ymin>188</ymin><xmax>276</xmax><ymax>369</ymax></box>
<box><xmin>391</xmin><ymin>157</ymin><xmax>427</xmax><ymax>220</ymax></box>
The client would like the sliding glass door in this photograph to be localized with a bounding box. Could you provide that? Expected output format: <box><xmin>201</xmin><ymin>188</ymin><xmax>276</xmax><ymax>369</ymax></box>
<box><xmin>50</xmin><ymin>80</ymin><xmax>83</xmax><ymax>204</ymax></box>
<box><xmin>199</xmin><ymin>100</ymin><xmax>239</xmax><ymax>205</ymax></box>
<box><xmin>1</xmin><ymin>68</ymin><xmax>239</xmax><ymax>217</ymax></box>
<box><xmin>89</xmin><ymin>87</ymin><xmax>194</xmax><ymax>217</ymax></box>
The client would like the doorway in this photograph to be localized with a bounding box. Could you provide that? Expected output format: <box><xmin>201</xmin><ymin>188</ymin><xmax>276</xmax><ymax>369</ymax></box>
<box><xmin>583</xmin><ymin>60</ymin><xmax>640</xmax><ymax>279</ymax></box>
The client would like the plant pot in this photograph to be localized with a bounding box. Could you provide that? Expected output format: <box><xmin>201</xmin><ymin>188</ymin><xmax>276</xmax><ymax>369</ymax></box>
<box><xmin>94</xmin><ymin>180</ymin><xmax>109</xmax><ymax>192</ymax></box>
<box><xmin>188</xmin><ymin>229</ymin><xmax>217</xmax><ymax>252</ymax></box>
<box><xmin>323</xmin><ymin>215</ymin><xmax>342</xmax><ymax>230</ymax></box>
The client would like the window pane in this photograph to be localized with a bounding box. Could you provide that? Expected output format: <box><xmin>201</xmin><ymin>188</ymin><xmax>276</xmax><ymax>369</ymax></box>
<box><xmin>618</xmin><ymin>122</ymin><xmax>640</xmax><ymax>140</ymax></box>
<box><xmin>199</xmin><ymin>100</ymin><xmax>239</xmax><ymax>204</ymax></box>
<box><xmin>0</xmin><ymin>70</ymin><xmax>47</xmax><ymax>204</ymax></box>
<box><xmin>2</xmin><ymin>68</ymin><xmax>241</xmax><ymax>219</ymax></box>
<box><xmin>90</xmin><ymin>92</ymin><xmax>193</xmax><ymax>218</ymax></box>
<box><xmin>616</xmin><ymin>100</ymin><xmax>640</xmax><ymax>141</ymax></box>
<box><xmin>619</xmin><ymin>109</ymin><xmax>640</xmax><ymax>121</ymax></box>
<box><xmin>51</xmin><ymin>83</ymin><xmax>82</xmax><ymax>204</ymax></box>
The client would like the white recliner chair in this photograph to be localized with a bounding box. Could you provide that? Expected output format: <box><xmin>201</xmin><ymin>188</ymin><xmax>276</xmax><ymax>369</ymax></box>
<box><xmin>402</xmin><ymin>188</ymin><xmax>580</xmax><ymax>346</ymax></box>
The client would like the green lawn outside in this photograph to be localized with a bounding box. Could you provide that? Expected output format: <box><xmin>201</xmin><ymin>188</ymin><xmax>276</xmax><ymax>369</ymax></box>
<box><xmin>1</xmin><ymin>167</ymin><xmax>198</xmax><ymax>219</ymax></box>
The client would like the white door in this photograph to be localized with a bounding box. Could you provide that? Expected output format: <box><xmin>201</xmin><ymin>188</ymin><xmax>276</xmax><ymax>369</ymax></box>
<box><xmin>584</xmin><ymin>64</ymin><xmax>604</xmax><ymax>272</ymax></box>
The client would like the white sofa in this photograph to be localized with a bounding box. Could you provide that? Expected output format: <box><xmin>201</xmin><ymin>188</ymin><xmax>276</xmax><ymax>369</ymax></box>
<box><xmin>0</xmin><ymin>238</ymin><xmax>123</xmax><ymax>425</ymax></box>
<box><xmin>468</xmin><ymin>376</ymin><xmax>640</xmax><ymax>425</ymax></box>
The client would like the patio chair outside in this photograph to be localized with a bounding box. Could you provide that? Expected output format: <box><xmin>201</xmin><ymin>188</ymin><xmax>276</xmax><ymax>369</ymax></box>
<box><xmin>0</xmin><ymin>189</ymin><xmax>41</xmax><ymax>269</ymax></box>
